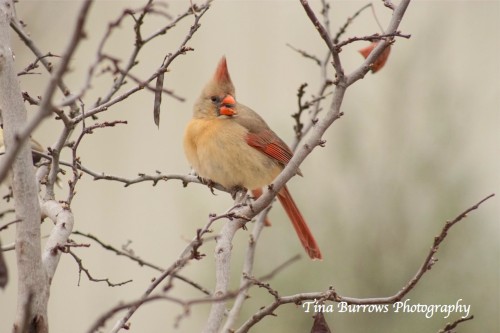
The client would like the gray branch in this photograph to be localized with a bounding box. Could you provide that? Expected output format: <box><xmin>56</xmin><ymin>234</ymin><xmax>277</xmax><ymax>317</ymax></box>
<box><xmin>0</xmin><ymin>1</ymin><xmax>48</xmax><ymax>331</ymax></box>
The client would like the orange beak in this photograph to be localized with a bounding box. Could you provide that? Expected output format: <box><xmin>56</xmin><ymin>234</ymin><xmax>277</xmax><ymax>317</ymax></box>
<box><xmin>219</xmin><ymin>95</ymin><xmax>236</xmax><ymax>116</ymax></box>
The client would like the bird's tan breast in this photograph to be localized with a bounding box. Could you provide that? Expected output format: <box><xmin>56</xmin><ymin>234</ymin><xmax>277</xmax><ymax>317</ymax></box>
<box><xmin>184</xmin><ymin>118</ymin><xmax>282</xmax><ymax>189</ymax></box>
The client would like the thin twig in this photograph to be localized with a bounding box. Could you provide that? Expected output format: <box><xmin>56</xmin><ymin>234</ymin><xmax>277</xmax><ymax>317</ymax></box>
<box><xmin>66</xmin><ymin>249</ymin><xmax>132</xmax><ymax>287</ymax></box>
<box><xmin>286</xmin><ymin>44</ymin><xmax>321</xmax><ymax>66</ymax></box>
<box><xmin>333</xmin><ymin>3</ymin><xmax>372</xmax><ymax>44</ymax></box>
<box><xmin>340</xmin><ymin>194</ymin><xmax>495</xmax><ymax>304</ymax></box>
<box><xmin>437</xmin><ymin>315</ymin><xmax>474</xmax><ymax>333</ymax></box>
<box><xmin>0</xmin><ymin>218</ymin><xmax>21</xmax><ymax>232</ymax></box>
<box><xmin>235</xmin><ymin>194</ymin><xmax>494</xmax><ymax>332</ymax></box>
<box><xmin>0</xmin><ymin>0</ymin><xmax>92</xmax><ymax>184</ymax></box>
<box><xmin>72</xmin><ymin>1</ymin><xmax>211</xmax><ymax>123</ymax></box>
<box><xmin>17</xmin><ymin>52</ymin><xmax>60</xmax><ymax>76</ymax></box>
<box><xmin>108</xmin><ymin>214</ymin><xmax>215</xmax><ymax>333</ymax></box>
<box><xmin>67</xmin><ymin>120</ymin><xmax>127</xmax><ymax>205</ymax></box>
<box><xmin>88</xmin><ymin>251</ymin><xmax>298</xmax><ymax>333</ymax></box>
<box><xmin>72</xmin><ymin>230</ymin><xmax>211</xmax><ymax>295</ymax></box>
<box><xmin>0</xmin><ymin>209</ymin><xmax>15</xmax><ymax>219</ymax></box>
<box><xmin>300</xmin><ymin>0</ymin><xmax>344</xmax><ymax>77</ymax></box>
<box><xmin>10</xmin><ymin>21</ymin><xmax>79</xmax><ymax>114</ymax></box>
<box><xmin>335</xmin><ymin>31</ymin><xmax>411</xmax><ymax>50</ymax></box>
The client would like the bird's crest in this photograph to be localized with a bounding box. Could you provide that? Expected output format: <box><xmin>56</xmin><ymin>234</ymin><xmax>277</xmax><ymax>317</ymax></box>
<box><xmin>213</xmin><ymin>56</ymin><xmax>232</xmax><ymax>85</ymax></box>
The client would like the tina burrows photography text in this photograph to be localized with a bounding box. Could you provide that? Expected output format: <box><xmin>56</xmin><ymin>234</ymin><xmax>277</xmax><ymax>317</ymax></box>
<box><xmin>302</xmin><ymin>299</ymin><xmax>471</xmax><ymax>319</ymax></box>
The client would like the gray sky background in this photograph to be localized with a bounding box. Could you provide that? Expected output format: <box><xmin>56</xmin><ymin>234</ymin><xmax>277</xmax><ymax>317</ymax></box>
<box><xmin>1</xmin><ymin>1</ymin><xmax>499</xmax><ymax>332</ymax></box>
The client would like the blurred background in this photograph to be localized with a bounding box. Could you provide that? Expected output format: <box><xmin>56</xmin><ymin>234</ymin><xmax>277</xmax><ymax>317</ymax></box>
<box><xmin>1</xmin><ymin>0</ymin><xmax>498</xmax><ymax>332</ymax></box>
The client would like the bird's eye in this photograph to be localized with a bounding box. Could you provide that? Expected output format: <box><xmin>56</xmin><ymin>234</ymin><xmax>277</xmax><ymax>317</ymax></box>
<box><xmin>210</xmin><ymin>96</ymin><xmax>220</xmax><ymax>103</ymax></box>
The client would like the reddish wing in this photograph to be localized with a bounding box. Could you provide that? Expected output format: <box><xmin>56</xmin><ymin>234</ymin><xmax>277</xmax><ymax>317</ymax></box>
<box><xmin>246</xmin><ymin>130</ymin><xmax>293</xmax><ymax>166</ymax></box>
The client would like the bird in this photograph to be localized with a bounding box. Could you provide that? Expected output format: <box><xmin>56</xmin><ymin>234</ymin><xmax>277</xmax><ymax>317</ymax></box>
<box><xmin>183</xmin><ymin>57</ymin><xmax>322</xmax><ymax>260</ymax></box>
<box><xmin>0</xmin><ymin>126</ymin><xmax>46</xmax><ymax>164</ymax></box>
<box><xmin>0</xmin><ymin>127</ymin><xmax>60</xmax><ymax>188</ymax></box>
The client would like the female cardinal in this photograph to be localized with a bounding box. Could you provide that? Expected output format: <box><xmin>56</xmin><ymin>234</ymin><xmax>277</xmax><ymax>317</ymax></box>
<box><xmin>184</xmin><ymin>57</ymin><xmax>322</xmax><ymax>260</ymax></box>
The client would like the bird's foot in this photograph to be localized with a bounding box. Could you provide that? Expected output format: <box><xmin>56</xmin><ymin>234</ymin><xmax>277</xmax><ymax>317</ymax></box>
<box><xmin>230</xmin><ymin>185</ymin><xmax>247</xmax><ymax>201</ymax></box>
<box><xmin>205</xmin><ymin>179</ymin><xmax>217</xmax><ymax>195</ymax></box>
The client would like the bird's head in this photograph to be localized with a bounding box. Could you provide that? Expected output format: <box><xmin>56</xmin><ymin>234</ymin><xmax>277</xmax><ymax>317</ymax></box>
<box><xmin>194</xmin><ymin>56</ymin><xmax>238</xmax><ymax>119</ymax></box>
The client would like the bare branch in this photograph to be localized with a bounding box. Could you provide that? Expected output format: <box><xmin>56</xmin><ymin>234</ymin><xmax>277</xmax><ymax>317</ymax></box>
<box><xmin>72</xmin><ymin>1</ymin><xmax>212</xmax><ymax>123</ymax></box>
<box><xmin>67</xmin><ymin>120</ymin><xmax>127</xmax><ymax>205</ymax></box>
<box><xmin>291</xmin><ymin>83</ymin><xmax>332</xmax><ymax>142</ymax></box>
<box><xmin>201</xmin><ymin>4</ymin><xmax>399</xmax><ymax>331</ymax></box>
<box><xmin>0</xmin><ymin>218</ymin><xmax>21</xmax><ymax>232</ymax></box>
<box><xmin>10</xmin><ymin>20</ymin><xmax>79</xmax><ymax>114</ymax></box>
<box><xmin>0</xmin><ymin>0</ymin><xmax>93</xmax><ymax>185</ymax></box>
<box><xmin>72</xmin><ymin>230</ymin><xmax>211</xmax><ymax>295</ymax></box>
<box><xmin>0</xmin><ymin>209</ymin><xmax>15</xmax><ymax>219</ymax></box>
<box><xmin>21</xmin><ymin>91</ymin><xmax>40</xmax><ymax>105</ymax></box>
<box><xmin>221</xmin><ymin>209</ymin><xmax>270</xmax><ymax>332</ymax></box>
<box><xmin>242</xmin><ymin>0</ymin><xmax>414</xmax><ymax>234</ymax></box>
<box><xmin>286</xmin><ymin>44</ymin><xmax>321</xmax><ymax>66</ymax></box>
<box><xmin>89</xmin><ymin>250</ymin><xmax>297</xmax><ymax>333</ymax></box>
<box><xmin>16</xmin><ymin>53</ymin><xmax>60</xmax><ymax>76</ymax></box>
<box><xmin>340</xmin><ymin>194</ymin><xmax>494</xmax><ymax>304</ymax></box>
<box><xmin>66</xmin><ymin>249</ymin><xmax>132</xmax><ymax>287</ymax></box>
<box><xmin>235</xmin><ymin>194</ymin><xmax>494</xmax><ymax>332</ymax></box>
<box><xmin>346</xmin><ymin>0</ymin><xmax>411</xmax><ymax>86</ymax></box>
<box><xmin>335</xmin><ymin>31</ymin><xmax>411</xmax><ymax>50</ymax></box>
<box><xmin>437</xmin><ymin>315</ymin><xmax>474</xmax><ymax>333</ymax></box>
<box><xmin>202</xmin><ymin>192</ymin><xmax>252</xmax><ymax>333</ymax></box>
<box><xmin>40</xmin><ymin>199</ymin><xmax>75</xmax><ymax>282</ymax></box>
<box><xmin>73</xmin><ymin>231</ymin><xmax>164</xmax><ymax>272</ymax></box>
<box><xmin>96</xmin><ymin>54</ymin><xmax>185</xmax><ymax>102</ymax></box>
<box><xmin>0</xmin><ymin>0</ymin><xmax>48</xmax><ymax>329</ymax></box>
<box><xmin>333</xmin><ymin>3</ymin><xmax>372</xmax><ymax>44</ymax></box>
<box><xmin>299</xmin><ymin>0</ymin><xmax>344</xmax><ymax>77</ymax></box>
<box><xmin>108</xmin><ymin>217</ymin><xmax>214</xmax><ymax>332</ymax></box>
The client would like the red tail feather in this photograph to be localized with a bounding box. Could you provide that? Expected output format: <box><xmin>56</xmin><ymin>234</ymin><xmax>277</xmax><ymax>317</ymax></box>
<box><xmin>277</xmin><ymin>186</ymin><xmax>322</xmax><ymax>260</ymax></box>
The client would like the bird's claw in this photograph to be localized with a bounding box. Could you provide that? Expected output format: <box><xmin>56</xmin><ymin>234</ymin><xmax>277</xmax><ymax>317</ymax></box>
<box><xmin>230</xmin><ymin>185</ymin><xmax>247</xmax><ymax>200</ymax></box>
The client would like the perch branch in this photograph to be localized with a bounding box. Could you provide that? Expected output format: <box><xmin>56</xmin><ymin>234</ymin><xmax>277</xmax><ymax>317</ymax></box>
<box><xmin>221</xmin><ymin>209</ymin><xmax>270</xmax><ymax>332</ymax></box>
